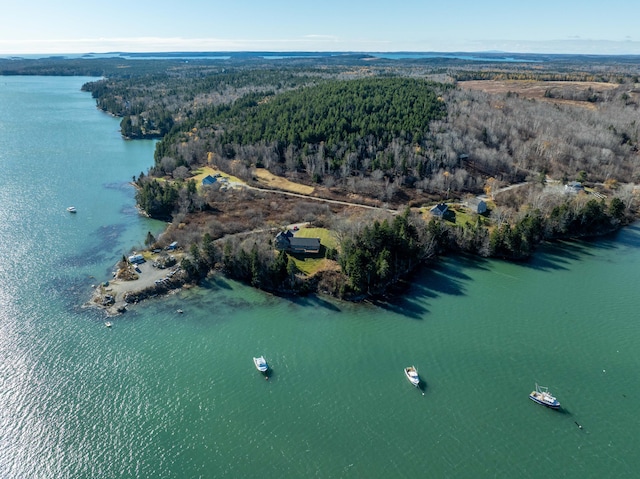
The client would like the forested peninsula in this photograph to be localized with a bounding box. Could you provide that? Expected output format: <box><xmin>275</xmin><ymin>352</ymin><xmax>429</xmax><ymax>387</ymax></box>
<box><xmin>4</xmin><ymin>53</ymin><xmax>638</xmax><ymax>303</ymax></box>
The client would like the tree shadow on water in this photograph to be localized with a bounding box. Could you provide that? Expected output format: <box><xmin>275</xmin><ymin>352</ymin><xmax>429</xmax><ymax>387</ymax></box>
<box><xmin>589</xmin><ymin>222</ymin><xmax>640</xmax><ymax>250</ymax></box>
<box><xmin>369</xmin><ymin>294</ymin><xmax>428</xmax><ymax>320</ymax></box>
<box><xmin>202</xmin><ymin>276</ymin><xmax>233</xmax><ymax>290</ymax></box>
<box><xmin>288</xmin><ymin>294</ymin><xmax>342</xmax><ymax>312</ymax></box>
<box><xmin>519</xmin><ymin>231</ymin><xmax>628</xmax><ymax>272</ymax></box>
<box><xmin>416</xmin><ymin>256</ymin><xmax>481</xmax><ymax>297</ymax></box>
<box><xmin>369</xmin><ymin>255</ymin><xmax>488</xmax><ymax>320</ymax></box>
<box><xmin>509</xmin><ymin>244</ymin><xmax>581</xmax><ymax>272</ymax></box>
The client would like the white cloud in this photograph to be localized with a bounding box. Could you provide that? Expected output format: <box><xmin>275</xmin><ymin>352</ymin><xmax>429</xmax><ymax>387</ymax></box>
<box><xmin>303</xmin><ymin>35</ymin><xmax>339</xmax><ymax>40</ymax></box>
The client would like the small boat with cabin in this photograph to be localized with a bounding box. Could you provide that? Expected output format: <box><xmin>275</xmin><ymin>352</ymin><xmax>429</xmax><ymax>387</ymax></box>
<box><xmin>66</xmin><ymin>206</ymin><xmax>77</xmax><ymax>213</ymax></box>
<box><xmin>529</xmin><ymin>383</ymin><xmax>560</xmax><ymax>409</ymax></box>
<box><xmin>404</xmin><ymin>366</ymin><xmax>420</xmax><ymax>387</ymax></box>
<box><xmin>253</xmin><ymin>356</ymin><xmax>269</xmax><ymax>374</ymax></box>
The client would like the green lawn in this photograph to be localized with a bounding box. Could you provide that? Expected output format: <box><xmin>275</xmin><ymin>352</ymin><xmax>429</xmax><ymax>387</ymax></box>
<box><xmin>419</xmin><ymin>203</ymin><xmax>486</xmax><ymax>226</ymax></box>
<box><xmin>294</xmin><ymin>227</ymin><xmax>338</xmax><ymax>249</ymax></box>
<box><xmin>449</xmin><ymin>207</ymin><xmax>473</xmax><ymax>225</ymax></box>
<box><xmin>288</xmin><ymin>227</ymin><xmax>338</xmax><ymax>275</ymax></box>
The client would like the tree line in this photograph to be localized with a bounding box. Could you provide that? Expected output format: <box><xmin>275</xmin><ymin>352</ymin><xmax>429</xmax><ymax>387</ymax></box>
<box><xmin>451</xmin><ymin>70</ymin><xmax>631</xmax><ymax>83</ymax></box>
<box><xmin>166</xmin><ymin>189</ymin><xmax>631</xmax><ymax>300</ymax></box>
<box><xmin>338</xmin><ymin>209</ymin><xmax>426</xmax><ymax>296</ymax></box>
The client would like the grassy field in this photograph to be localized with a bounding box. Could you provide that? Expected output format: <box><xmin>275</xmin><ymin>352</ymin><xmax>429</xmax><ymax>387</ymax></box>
<box><xmin>294</xmin><ymin>227</ymin><xmax>338</xmax><ymax>249</ymax></box>
<box><xmin>290</xmin><ymin>256</ymin><xmax>337</xmax><ymax>276</ymax></box>
<box><xmin>418</xmin><ymin>202</ymin><xmax>487</xmax><ymax>226</ymax></box>
<box><xmin>448</xmin><ymin>205</ymin><xmax>474</xmax><ymax>225</ymax></box>
<box><xmin>190</xmin><ymin>166</ymin><xmax>244</xmax><ymax>189</ymax></box>
<box><xmin>254</xmin><ymin>168</ymin><xmax>315</xmax><ymax>195</ymax></box>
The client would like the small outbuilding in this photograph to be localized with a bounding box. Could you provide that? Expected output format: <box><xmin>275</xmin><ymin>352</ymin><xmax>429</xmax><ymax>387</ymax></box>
<box><xmin>564</xmin><ymin>181</ymin><xmax>584</xmax><ymax>194</ymax></box>
<box><xmin>468</xmin><ymin>197</ymin><xmax>487</xmax><ymax>214</ymax></box>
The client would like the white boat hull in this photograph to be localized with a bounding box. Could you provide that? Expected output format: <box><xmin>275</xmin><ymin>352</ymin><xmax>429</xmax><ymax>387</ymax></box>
<box><xmin>529</xmin><ymin>384</ymin><xmax>560</xmax><ymax>409</ymax></box>
<box><xmin>404</xmin><ymin>367</ymin><xmax>420</xmax><ymax>387</ymax></box>
<box><xmin>253</xmin><ymin>356</ymin><xmax>268</xmax><ymax>373</ymax></box>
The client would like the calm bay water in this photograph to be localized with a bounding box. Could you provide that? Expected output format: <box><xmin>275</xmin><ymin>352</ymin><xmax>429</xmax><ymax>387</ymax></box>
<box><xmin>0</xmin><ymin>76</ymin><xmax>639</xmax><ymax>478</ymax></box>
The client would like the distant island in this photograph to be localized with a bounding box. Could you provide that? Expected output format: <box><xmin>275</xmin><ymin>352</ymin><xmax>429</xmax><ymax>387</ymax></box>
<box><xmin>4</xmin><ymin>53</ymin><xmax>636</xmax><ymax>310</ymax></box>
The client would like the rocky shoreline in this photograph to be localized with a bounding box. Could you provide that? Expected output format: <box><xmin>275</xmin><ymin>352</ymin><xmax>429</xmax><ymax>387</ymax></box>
<box><xmin>87</xmin><ymin>253</ymin><xmax>187</xmax><ymax>316</ymax></box>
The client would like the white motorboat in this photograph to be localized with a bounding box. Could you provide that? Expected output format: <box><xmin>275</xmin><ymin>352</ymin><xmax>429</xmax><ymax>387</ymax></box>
<box><xmin>67</xmin><ymin>206</ymin><xmax>77</xmax><ymax>213</ymax></box>
<box><xmin>253</xmin><ymin>356</ymin><xmax>268</xmax><ymax>373</ymax></box>
<box><xmin>404</xmin><ymin>366</ymin><xmax>420</xmax><ymax>387</ymax></box>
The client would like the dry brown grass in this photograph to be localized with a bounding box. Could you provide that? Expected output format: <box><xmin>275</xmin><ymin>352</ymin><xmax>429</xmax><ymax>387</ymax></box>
<box><xmin>254</xmin><ymin>168</ymin><xmax>315</xmax><ymax>195</ymax></box>
<box><xmin>459</xmin><ymin>80</ymin><xmax>619</xmax><ymax>110</ymax></box>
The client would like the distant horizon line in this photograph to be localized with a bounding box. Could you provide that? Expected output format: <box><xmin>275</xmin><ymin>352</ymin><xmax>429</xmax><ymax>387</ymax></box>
<box><xmin>3</xmin><ymin>50</ymin><xmax>640</xmax><ymax>58</ymax></box>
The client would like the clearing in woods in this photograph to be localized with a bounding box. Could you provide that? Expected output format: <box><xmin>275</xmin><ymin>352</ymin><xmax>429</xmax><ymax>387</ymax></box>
<box><xmin>459</xmin><ymin>80</ymin><xmax>619</xmax><ymax>109</ymax></box>
<box><xmin>254</xmin><ymin>168</ymin><xmax>315</xmax><ymax>195</ymax></box>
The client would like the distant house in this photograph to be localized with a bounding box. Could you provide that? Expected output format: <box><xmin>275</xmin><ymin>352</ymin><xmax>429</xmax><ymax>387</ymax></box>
<box><xmin>167</xmin><ymin>241</ymin><xmax>178</xmax><ymax>250</ymax></box>
<box><xmin>468</xmin><ymin>197</ymin><xmax>487</xmax><ymax>214</ymax></box>
<box><xmin>565</xmin><ymin>181</ymin><xmax>584</xmax><ymax>194</ymax></box>
<box><xmin>202</xmin><ymin>175</ymin><xmax>217</xmax><ymax>186</ymax></box>
<box><xmin>275</xmin><ymin>230</ymin><xmax>321</xmax><ymax>254</ymax></box>
<box><xmin>430</xmin><ymin>203</ymin><xmax>449</xmax><ymax>217</ymax></box>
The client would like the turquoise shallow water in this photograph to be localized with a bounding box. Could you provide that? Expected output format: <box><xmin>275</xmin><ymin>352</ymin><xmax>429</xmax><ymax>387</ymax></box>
<box><xmin>0</xmin><ymin>76</ymin><xmax>639</xmax><ymax>478</ymax></box>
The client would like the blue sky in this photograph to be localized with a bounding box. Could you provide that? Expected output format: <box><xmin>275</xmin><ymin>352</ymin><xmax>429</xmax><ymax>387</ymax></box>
<box><xmin>1</xmin><ymin>0</ymin><xmax>639</xmax><ymax>55</ymax></box>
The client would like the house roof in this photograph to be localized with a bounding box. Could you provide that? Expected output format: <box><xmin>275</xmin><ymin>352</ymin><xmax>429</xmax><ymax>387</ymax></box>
<box><xmin>565</xmin><ymin>181</ymin><xmax>584</xmax><ymax>193</ymax></box>
<box><xmin>202</xmin><ymin>175</ymin><xmax>217</xmax><ymax>185</ymax></box>
<box><xmin>430</xmin><ymin>203</ymin><xmax>448</xmax><ymax>215</ymax></box>
<box><xmin>289</xmin><ymin>237</ymin><xmax>321</xmax><ymax>248</ymax></box>
<box><xmin>468</xmin><ymin>197</ymin><xmax>486</xmax><ymax>206</ymax></box>
<box><xmin>275</xmin><ymin>231</ymin><xmax>320</xmax><ymax>252</ymax></box>
<box><xmin>275</xmin><ymin>230</ymin><xmax>293</xmax><ymax>241</ymax></box>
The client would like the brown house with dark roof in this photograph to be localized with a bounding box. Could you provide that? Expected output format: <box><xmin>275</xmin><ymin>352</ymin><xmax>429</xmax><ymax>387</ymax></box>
<box><xmin>275</xmin><ymin>231</ymin><xmax>321</xmax><ymax>254</ymax></box>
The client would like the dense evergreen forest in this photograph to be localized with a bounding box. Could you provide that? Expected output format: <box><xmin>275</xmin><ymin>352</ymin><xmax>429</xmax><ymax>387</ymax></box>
<box><xmin>3</xmin><ymin>53</ymin><xmax>639</xmax><ymax>299</ymax></box>
<box><xmin>201</xmin><ymin>78</ymin><xmax>447</xmax><ymax>148</ymax></box>
<box><xmin>154</xmin><ymin>77</ymin><xmax>451</xmax><ymax>187</ymax></box>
